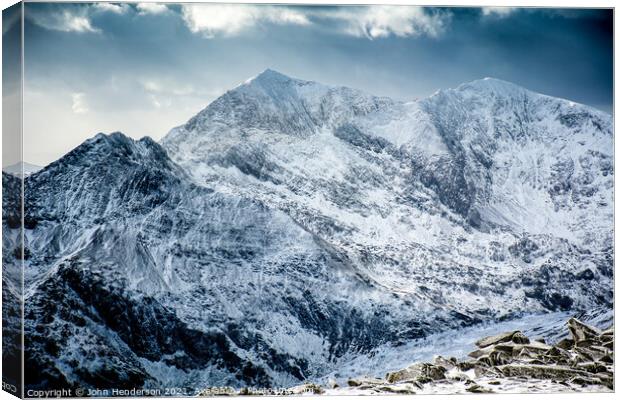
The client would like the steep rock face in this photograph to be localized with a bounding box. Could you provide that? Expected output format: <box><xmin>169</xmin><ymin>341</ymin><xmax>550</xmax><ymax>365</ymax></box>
<box><xmin>420</xmin><ymin>78</ymin><xmax>612</xmax><ymax>234</ymax></box>
<box><xmin>6</xmin><ymin>71</ymin><xmax>613</xmax><ymax>391</ymax></box>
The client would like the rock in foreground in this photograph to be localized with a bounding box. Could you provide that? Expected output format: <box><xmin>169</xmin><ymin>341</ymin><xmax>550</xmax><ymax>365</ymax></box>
<box><xmin>320</xmin><ymin>317</ymin><xmax>614</xmax><ymax>395</ymax></box>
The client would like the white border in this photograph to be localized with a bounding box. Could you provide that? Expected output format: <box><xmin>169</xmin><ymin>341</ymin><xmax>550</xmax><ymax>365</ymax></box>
<box><xmin>0</xmin><ymin>2</ymin><xmax>616</xmax><ymax>400</ymax></box>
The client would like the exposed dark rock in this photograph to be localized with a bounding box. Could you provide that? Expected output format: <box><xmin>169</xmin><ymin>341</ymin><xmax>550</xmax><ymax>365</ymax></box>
<box><xmin>498</xmin><ymin>365</ymin><xmax>584</xmax><ymax>380</ymax></box>
<box><xmin>433</xmin><ymin>355</ymin><xmax>457</xmax><ymax>369</ymax></box>
<box><xmin>385</xmin><ymin>363</ymin><xmax>446</xmax><ymax>383</ymax></box>
<box><xmin>346</xmin><ymin>377</ymin><xmax>383</xmax><ymax>387</ymax></box>
<box><xmin>475</xmin><ymin>330</ymin><xmax>529</xmax><ymax>348</ymax></box>
<box><xmin>375</xmin><ymin>385</ymin><xmax>416</xmax><ymax>394</ymax></box>
<box><xmin>466</xmin><ymin>384</ymin><xmax>494</xmax><ymax>393</ymax></box>
<box><xmin>557</xmin><ymin>338</ymin><xmax>575</xmax><ymax>350</ymax></box>
<box><xmin>568</xmin><ymin>318</ymin><xmax>602</xmax><ymax>342</ymax></box>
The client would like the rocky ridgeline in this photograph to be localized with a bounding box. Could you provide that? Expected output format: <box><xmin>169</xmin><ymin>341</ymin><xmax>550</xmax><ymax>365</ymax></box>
<box><xmin>287</xmin><ymin>318</ymin><xmax>614</xmax><ymax>395</ymax></box>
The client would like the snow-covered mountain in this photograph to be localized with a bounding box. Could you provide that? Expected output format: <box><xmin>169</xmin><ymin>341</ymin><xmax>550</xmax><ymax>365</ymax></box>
<box><xmin>5</xmin><ymin>70</ymin><xmax>613</xmax><ymax>391</ymax></box>
<box><xmin>163</xmin><ymin>69</ymin><xmax>612</xmax><ymax>315</ymax></box>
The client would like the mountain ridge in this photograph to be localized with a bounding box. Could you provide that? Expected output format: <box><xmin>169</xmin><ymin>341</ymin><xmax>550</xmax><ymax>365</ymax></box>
<box><xmin>6</xmin><ymin>71</ymin><xmax>613</xmax><ymax>391</ymax></box>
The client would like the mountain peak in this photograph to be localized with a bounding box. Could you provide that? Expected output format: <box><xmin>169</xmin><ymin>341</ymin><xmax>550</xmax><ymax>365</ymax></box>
<box><xmin>36</xmin><ymin>131</ymin><xmax>175</xmax><ymax>181</ymax></box>
<box><xmin>456</xmin><ymin>77</ymin><xmax>528</xmax><ymax>96</ymax></box>
<box><xmin>449</xmin><ymin>77</ymin><xmax>610</xmax><ymax>116</ymax></box>
<box><xmin>90</xmin><ymin>131</ymin><xmax>133</xmax><ymax>145</ymax></box>
<box><xmin>176</xmin><ymin>68</ymin><xmax>331</xmax><ymax>135</ymax></box>
<box><xmin>245</xmin><ymin>68</ymin><xmax>297</xmax><ymax>87</ymax></box>
<box><xmin>258</xmin><ymin>68</ymin><xmax>289</xmax><ymax>79</ymax></box>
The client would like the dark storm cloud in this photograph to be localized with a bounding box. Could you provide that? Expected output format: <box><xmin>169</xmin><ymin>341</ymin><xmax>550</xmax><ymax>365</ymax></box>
<box><xmin>20</xmin><ymin>3</ymin><xmax>613</xmax><ymax>165</ymax></box>
<box><xmin>442</xmin><ymin>7</ymin><xmax>613</xmax><ymax>112</ymax></box>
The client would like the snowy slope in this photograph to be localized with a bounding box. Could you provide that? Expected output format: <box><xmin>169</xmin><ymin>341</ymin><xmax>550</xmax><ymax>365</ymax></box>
<box><xmin>6</xmin><ymin>71</ymin><xmax>613</xmax><ymax>391</ymax></box>
<box><xmin>162</xmin><ymin>70</ymin><xmax>613</xmax><ymax>316</ymax></box>
<box><xmin>19</xmin><ymin>133</ymin><xmax>453</xmax><ymax>390</ymax></box>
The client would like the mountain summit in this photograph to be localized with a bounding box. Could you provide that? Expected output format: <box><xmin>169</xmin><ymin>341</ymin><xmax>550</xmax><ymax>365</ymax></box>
<box><xmin>247</xmin><ymin>68</ymin><xmax>299</xmax><ymax>85</ymax></box>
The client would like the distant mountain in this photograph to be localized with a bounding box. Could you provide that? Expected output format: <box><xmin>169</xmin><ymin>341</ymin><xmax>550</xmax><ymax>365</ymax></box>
<box><xmin>3</xmin><ymin>161</ymin><xmax>43</xmax><ymax>177</ymax></box>
<box><xmin>5</xmin><ymin>71</ymin><xmax>613</xmax><ymax>391</ymax></box>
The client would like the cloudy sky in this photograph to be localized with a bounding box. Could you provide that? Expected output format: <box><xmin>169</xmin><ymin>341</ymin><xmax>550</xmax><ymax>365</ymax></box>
<box><xmin>6</xmin><ymin>2</ymin><xmax>614</xmax><ymax>166</ymax></box>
